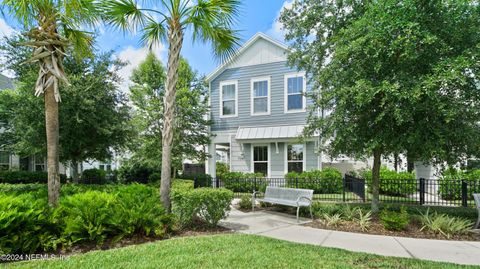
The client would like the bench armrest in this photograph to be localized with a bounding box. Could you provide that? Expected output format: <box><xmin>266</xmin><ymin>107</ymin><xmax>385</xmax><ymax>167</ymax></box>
<box><xmin>296</xmin><ymin>196</ymin><xmax>312</xmax><ymax>205</ymax></box>
<box><xmin>252</xmin><ymin>191</ymin><xmax>262</xmax><ymax>199</ymax></box>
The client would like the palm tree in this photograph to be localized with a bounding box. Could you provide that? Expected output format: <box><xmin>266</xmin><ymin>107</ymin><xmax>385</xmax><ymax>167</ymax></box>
<box><xmin>1</xmin><ymin>0</ymin><xmax>98</xmax><ymax>206</ymax></box>
<box><xmin>103</xmin><ymin>0</ymin><xmax>240</xmax><ymax>212</ymax></box>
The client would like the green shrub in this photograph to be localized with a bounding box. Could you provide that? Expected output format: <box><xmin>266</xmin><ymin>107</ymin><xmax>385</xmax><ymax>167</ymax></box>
<box><xmin>380</xmin><ymin>206</ymin><xmax>409</xmax><ymax>231</ymax></box>
<box><xmin>0</xmin><ymin>183</ymin><xmax>46</xmax><ymax>195</ymax></box>
<box><xmin>363</xmin><ymin>166</ymin><xmax>416</xmax><ymax>197</ymax></box>
<box><xmin>55</xmin><ymin>191</ymin><xmax>118</xmax><ymax>245</ymax></box>
<box><xmin>80</xmin><ymin>168</ymin><xmax>107</xmax><ymax>184</ymax></box>
<box><xmin>172</xmin><ymin>179</ymin><xmax>195</xmax><ymax>191</ymax></box>
<box><xmin>0</xmin><ymin>193</ymin><xmax>58</xmax><ymax>254</ymax></box>
<box><xmin>180</xmin><ymin>173</ymin><xmax>212</xmax><ymax>188</ymax></box>
<box><xmin>171</xmin><ymin>187</ymin><xmax>233</xmax><ymax>227</ymax></box>
<box><xmin>222</xmin><ymin>172</ymin><xmax>266</xmax><ymax>193</ymax></box>
<box><xmin>238</xmin><ymin>195</ymin><xmax>252</xmax><ymax>210</ymax></box>
<box><xmin>118</xmin><ymin>163</ymin><xmax>158</xmax><ymax>184</ymax></box>
<box><xmin>285</xmin><ymin>168</ymin><xmax>343</xmax><ymax>194</ymax></box>
<box><xmin>0</xmin><ymin>171</ymin><xmax>67</xmax><ymax>184</ymax></box>
<box><xmin>438</xmin><ymin>169</ymin><xmax>480</xmax><ymax>200</ymax></box>
<box><xmin>112</xmin><ymin>184</ymin><xmax>173</xmax><ymax>238</ymax></box>
<box><xmin>148</xmin><ymin>172</ymin><xmax>162</xmax><ymax>183</ymax></box>
<box><xmin>216</xmin><ymin>162</ymin><xmax>229</xmax><ymax>179</ymax></box>
<box><xmin>418</xmin><ymin>208</ymin><xmax>473</xmax><ymax>238</ymax></box>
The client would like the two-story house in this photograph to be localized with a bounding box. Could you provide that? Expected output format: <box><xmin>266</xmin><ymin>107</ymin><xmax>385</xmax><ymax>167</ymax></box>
<box><xmin>206</xmin><ymin>33</ymin><xmax>330</xmax><ymax>178</ymax></box>
<box><xmin>205</xmin><ymin>32</ymin><xmax>439</xmax><ymax>180</ymax></box>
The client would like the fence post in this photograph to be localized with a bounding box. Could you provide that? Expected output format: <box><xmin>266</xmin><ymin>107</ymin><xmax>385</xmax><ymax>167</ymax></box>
<box><xmin>295</xmin><ymin>177</ymin><xmax>298</xmax><ymax>189</ymax></box>
<box><xmin>215</xmin><ymin>177</ymin><xmax>219</xmax><ymax>188</ymax></box>
<box><xmin>342</xmin><ymin>176</ymin><xmax>346</xmax><ymax>202</ymax></box>
<box><xmin>254</xmin><ymin>177</ymin><xmax>257</xmax><ymax>192</ymax></box>
<box><xmin>461</xmin><ymin>180</ymin><xmax>468</xmax><ymax>207</ymax></box>
<box><xmin>419</xmin><ymin>178</ymin><xmax>425</xmax><ymax>205</ymax></box>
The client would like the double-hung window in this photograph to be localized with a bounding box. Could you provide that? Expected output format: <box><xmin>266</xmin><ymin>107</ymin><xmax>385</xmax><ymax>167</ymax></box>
<box><xmin>220</xmin><ymin>81</ymin><xmax>238</xmax><ymax>117</ymax></box>
<box><xmin>285</xmin><ymin>73</ymin><xmax>306</xmax><ymax>112</ymax></box>
<box><xmin>286</xmin><ymin>144</ymin><xmax>304</xmax><ymax>173</ymax></box>
<box><xmin>34</xmin><ymin>154</ymin><xmax>45</xmax><ymax>172</ymax></box>
<box><xmin>252</xmin><ymin>145</ymin><xmax>269</xmax><ymax>177</ymax></box>
<box><xmin>251</xmin><ymin>77</ymin><xmax>270</xmax><ymax>115</ymax></box>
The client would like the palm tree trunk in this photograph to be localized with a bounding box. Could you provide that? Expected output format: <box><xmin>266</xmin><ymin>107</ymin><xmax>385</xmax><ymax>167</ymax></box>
<box><xmin>45</xmin><ymin>77</ymin><xmax>60</xmax><ymax>206</ymax></box>
<box><xmin>160</xmin><ymin>25</ymin><xmax>184</xmax><ymax>212</ymax></box>
<box><xmin>371</xmin><ymin>150</ymin><xmax>382</xmax><ymax>213</ymax></box>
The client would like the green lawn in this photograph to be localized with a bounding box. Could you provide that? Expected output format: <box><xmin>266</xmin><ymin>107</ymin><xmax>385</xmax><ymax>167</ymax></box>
<box><xmin>6</xmin><ymin>234</ymin><xmax>477</xmax><ymax>269</ymax></box>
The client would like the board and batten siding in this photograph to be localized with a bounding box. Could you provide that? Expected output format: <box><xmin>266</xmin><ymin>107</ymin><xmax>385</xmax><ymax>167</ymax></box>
<box><xmin>210</xmin><ymin>61</ymin><xmax>311</xmax><ymax>132</ymax></box>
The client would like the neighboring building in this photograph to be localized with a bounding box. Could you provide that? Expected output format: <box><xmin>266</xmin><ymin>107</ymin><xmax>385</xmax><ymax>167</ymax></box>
<box><xmin>205</xmin><ymin>33</ymin><xmax>437</xmax><ymax>179</ymax></box>
<box><xmin>206</xmin><ymin>33</ymin><xmax>350</xmax><ymax>178</ymax></box>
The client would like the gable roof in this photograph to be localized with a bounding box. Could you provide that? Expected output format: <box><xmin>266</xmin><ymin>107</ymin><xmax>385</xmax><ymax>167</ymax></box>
<box><xmin>206</xmin><ymin>32</ymin><xmax>290</xmax><ymax>83</ymax></box>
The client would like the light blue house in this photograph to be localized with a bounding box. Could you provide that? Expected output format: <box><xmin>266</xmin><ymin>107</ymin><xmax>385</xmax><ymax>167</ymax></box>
<box><xmin>205</xmin><ymin>33</ymin><xmax>328</xmax><ymax>178</ymax></box>
<box><xmin>205</xmin><ymin>32</ymin><xmax>439</xmax><ymax>179</ymax></box>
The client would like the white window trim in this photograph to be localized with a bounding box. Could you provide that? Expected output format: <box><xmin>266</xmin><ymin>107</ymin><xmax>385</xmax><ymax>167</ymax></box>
<box><xmin>284</xmin><ymin>142</ymin><xmax>307</xmax><ymax>174</ymax></box>
<box><xmin>250</xmin><ymin>76</ymin><xmax>271</xmax><ymax>116</ymax></box>
<box><xmin>219</xmin><ymin>80</ymin><xmax>238</xmax><ymax>118</ymax></box>
<box><xmin>284</xmin><ymin>72</ymin><xmax>307</xmax><ymax>113</ymax></box>
<box><xmin>251</xmin><ymin>143</ymin><xmax>271</xmax><ymax>178</ymax></box>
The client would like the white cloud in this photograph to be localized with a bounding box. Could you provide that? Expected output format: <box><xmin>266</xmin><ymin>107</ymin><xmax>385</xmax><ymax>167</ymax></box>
<box><xmin>0</xmin><ymin>18</ymin><xmax>17</xmax><ymax>78</ymax></box>
<box><xmin>116</xmin><ymin>44</ymin><xmax>167</xmax><ymax>92</ymax></box>
<box><xmin>267</xmin><ymin>0</ymin><xmax>293</xmax><ymax>41</ymax></box>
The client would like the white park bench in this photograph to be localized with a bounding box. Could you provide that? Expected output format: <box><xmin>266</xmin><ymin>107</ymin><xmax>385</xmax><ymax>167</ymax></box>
<box><xmin>252</xmin><ymin>186</ymin><xmax>314</xmax><ymax>221</ymax></box>
<box><xmin>474</xmin><ymin>193</ymin><xmax>480</xmax><ymax>229</ymax></box>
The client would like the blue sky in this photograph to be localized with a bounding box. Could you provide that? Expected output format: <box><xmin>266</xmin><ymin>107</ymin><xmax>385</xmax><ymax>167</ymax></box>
<box><xmin>0</xmin><ymin>0</ymin><xmax>291</xmax><ymax>90</ymax></box>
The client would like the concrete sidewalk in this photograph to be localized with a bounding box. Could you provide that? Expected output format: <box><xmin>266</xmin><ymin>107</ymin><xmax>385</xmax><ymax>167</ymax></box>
<box><xmin>219</xmin><ymin>208</ymin><xmax>480</xmax><ymax>266</ymax></box>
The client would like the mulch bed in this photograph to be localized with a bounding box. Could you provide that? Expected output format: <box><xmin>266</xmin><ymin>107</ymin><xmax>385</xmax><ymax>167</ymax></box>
<box><xmin>305</xmin><ymin>217</ymin><xmax>480</xmax><ymax>241</ymax></box>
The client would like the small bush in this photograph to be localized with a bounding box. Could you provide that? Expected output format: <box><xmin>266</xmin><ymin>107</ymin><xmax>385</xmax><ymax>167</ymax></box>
<box><xmin>285</xmin><ymin>168</ymin><xmax>343</xmax><ymax>194</ymax></box>
<box><xmin>172</xmin><ymin>179</ymin><xmax>194</xmax><ymax>191</ymax></box>
<box><xmin>363</xmin><ymin>166</ymin><xmax>416</xmax><ymax>197</ymax></box>
<box><xmin>148</xmin><ymin>172</ymin><xmax>161</xmax><ymax>183</ymax></box>
<box><xmin>216</xmin><ymin>162</ymin><xmax>229</xmax><ymax>179</ymax></box>
<box><xmin>0</xmin><ymin>193</ymin><xmax>57</xmax><ymax>254</ymax></box>
<box><xmin>180</xmin><ymin>173</ymin><xmax>212</xmax><ymax>188</ymax></box>
<box><xmin>80</xmin><ymin>168</ymin><xmax>107</xmax><ymax>184</ymax></box>
<box><xmin>355</xmin><ymin>209</ymin><xmax>372</xmax><ymax>231</ymax></box>
<box><xmin>380</xmin><ymin>206</ymin><xmax>409</xmax><ymax>231</ymax></box>
<box><xmin>238</xmin><ymin>195</ymin><xmax>252</xmax><ymax>210</ymax></box>
<box><xmin>118</xmin><ymin>163</ymin><xmax>158</xmax><ymax>184</ymax></box>
<box><xmin>171</xmin><ymin>187</ymin><xmax>233</xmax><ymax>227</ymax></box>
<box><xmin>0</xmin><ymin>170</ymin><xmax>67</xmax><ymax>184</ymax></box>
<box><xmin>222</xmin><ymin>172</ymin><xmax>266</xmax><ymax>193</ymax></box>
<box><xmin>438</xmin><ymin>169</ymin><xmax>480</xmax><ymax>200</ymax></box>
<box><xmin>321</xmin><ymin>213</ymin><xmax>342</xmax><ymax>227</ymax></box>
<box><xmin>419</xmin><ymin>208</ymin><xmax>473</xmax><ymax>238</ymax></box>
<box><xmin>0</xmin><ymin>183</ymin><xmax>46</xmax><ymax>195</ymax></box>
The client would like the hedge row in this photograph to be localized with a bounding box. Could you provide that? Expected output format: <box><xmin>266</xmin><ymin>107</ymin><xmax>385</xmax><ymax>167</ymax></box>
<box><xmin>285</xmin><ymin>168</ymin><xmax>343</xmax><ymax>194</ymax></box>
<box><xmin>438</xmin><ymin>169</ymin><xmax>480</xmax><ymax>200</ymax></box>
<box><xmin>0</xmin><ymin>171</ymin><xmax>67</xmax><ymax>184</ymax></box>
<box><xmin>362</xmin><ymin>167</ymin><xmax>416</xmax><ymax>197</ymax></box>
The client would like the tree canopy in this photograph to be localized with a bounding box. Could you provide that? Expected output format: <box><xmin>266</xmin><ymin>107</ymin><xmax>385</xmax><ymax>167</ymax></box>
<box><xmin>128</xmin><ymin>52</ymin><xmax>211</xmax><ymax>174</ymax></box>
<box><xmin>0</xmin><ymin>36</ymin><xmax>133</xmax><ymax>175</ymax></box>
<box><xmin>280</xmin><ymin>0</ymin><xmax>480</xmax><ymax>210</ymax></box>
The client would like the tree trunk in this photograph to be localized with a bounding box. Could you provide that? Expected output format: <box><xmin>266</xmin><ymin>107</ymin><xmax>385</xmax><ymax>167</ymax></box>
<box><xmin>371</xmin><ymin>150</ymin><xmax>382</xmax><ymax>213</ymax></box>
<box><xmin>407</xmin><ymin>152</ymin><xmax>414</xmax><ymax>173</ymax></box>
<box><xmin>71</xmin><ymin>160</ymin><xmax>79</xmax><ymax>183</ymax></box>
<box><xmin>45</xmin><ymin>79</ymin><xmax>60</xmax><ymax>206</ymax></box>
<box><xmin>393</xmin><ymin>153</ymin><xmax>399</xmax><ymax>172</ymax></box>
<box><xmin>160</xmin><ymin>25</ymin><xmax>184</xmax><ymax>212</ymax></box>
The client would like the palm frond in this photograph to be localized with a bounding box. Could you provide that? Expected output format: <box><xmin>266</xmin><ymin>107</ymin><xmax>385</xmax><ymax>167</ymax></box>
<box><xmin>101</xmin><ymin>0</ymin><xmax>148</xmax><ymax>32</ymax></box>
<box><xmin>186</xmin><ymin>0</ymin><xmax>241</xmax><ymax>63</ymax></box>
<box><xmin>140</xmin><ymin>17</ymin><xmax>167</xmax><ymax>49</ymax></box>
<box><xmin>1</xmin><ymin>0</ymin><xmax>38</xmax><ymax>27</ymax></box>
<box><xmin>60</xmin><ymin>0</ymin><xmax>100</xmax><ymax>27</ymax></box>
<box><xmin>63</xmin><ymin>27</ymin><xmax>95</xmax><ymax>58</ymax></box>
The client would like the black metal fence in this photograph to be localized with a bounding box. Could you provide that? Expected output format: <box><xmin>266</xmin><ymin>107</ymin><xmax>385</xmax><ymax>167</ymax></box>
<box><xmin>204</xmin><ymin>175</ymin><xmax>480</xmax><ymax>207</ymax></box>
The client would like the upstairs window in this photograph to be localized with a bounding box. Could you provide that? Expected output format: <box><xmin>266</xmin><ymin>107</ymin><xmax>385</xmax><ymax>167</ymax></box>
<box><xmin>220</xmin><ymin>81</ymin><xmax>238</xmax><ymax>117</ymax></box>
<box><xmin>251</xmin><ymin>77</ymin><xmax>270</xmax><ymax>115</ymax></box>
<box><xmin>285</xmin><ymin>73</ymin><xmax>306</xmax><ymax>112</ymax></box>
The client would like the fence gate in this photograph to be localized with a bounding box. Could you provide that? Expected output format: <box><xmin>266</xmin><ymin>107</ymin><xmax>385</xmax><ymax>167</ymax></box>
<box><xmin>344</xmin><ymin>174</ymin><xmax>366</xmax><ymax>202</ymax></box>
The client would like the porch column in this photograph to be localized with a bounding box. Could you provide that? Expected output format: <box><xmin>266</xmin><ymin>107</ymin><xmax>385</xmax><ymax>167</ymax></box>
<box><xmin>207</xmin><ymin>142</ymin><xmax>216</xmax><ymax>179</ymax></box>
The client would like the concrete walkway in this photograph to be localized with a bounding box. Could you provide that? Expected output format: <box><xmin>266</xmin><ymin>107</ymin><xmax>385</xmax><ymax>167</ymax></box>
<box><xmin>219</xmin><ymin>208</ymin><xmax>480</xmax><ymax>266</ymax></box>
